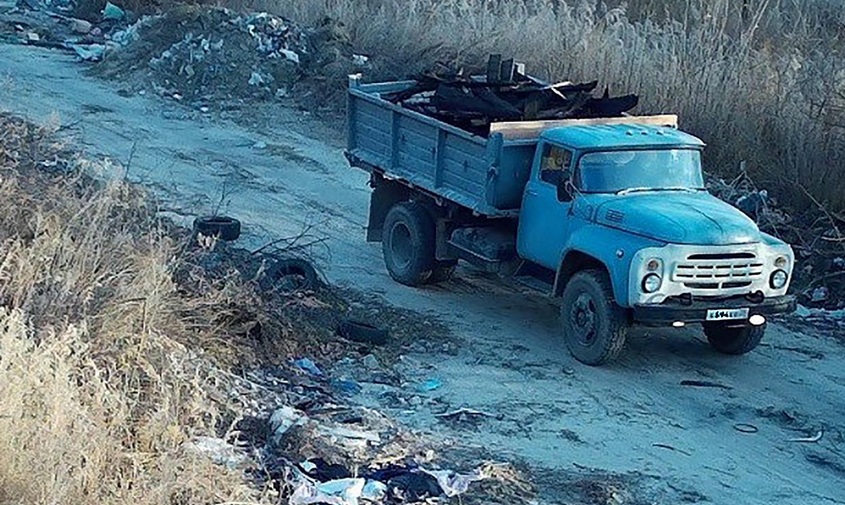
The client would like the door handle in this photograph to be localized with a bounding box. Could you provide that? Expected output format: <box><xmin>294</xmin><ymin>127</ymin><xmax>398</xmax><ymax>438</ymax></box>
<box><xmin>526</xmin><ymin>189</ymin><xmax>537</xmax><ymax>196</ymax></box>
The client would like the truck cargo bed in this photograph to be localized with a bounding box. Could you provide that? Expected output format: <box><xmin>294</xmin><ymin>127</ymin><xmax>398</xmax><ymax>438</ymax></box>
<box><xmin>346</xmin><ymin>77</ymin><xmax>536</xmax><ymax>216</ymax></box>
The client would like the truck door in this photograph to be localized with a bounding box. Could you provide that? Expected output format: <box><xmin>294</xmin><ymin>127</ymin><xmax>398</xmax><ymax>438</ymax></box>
<box><xmin>517</xmin><ymin>142</ymin><xmax>575</xmax><ymax>270</ymax></box>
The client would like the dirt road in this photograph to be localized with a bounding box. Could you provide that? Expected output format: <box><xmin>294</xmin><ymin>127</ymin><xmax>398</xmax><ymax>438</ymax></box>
<box><xmin>2</xmin><ymin>43</ymin><xmax>844</xmax><ymax>504</ymax></box>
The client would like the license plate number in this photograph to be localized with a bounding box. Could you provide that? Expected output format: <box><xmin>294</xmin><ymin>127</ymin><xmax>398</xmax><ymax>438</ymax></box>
<box><xmin>706</xmin><ymin>308</ymin><xmax>750</xmax><ymax>321</ymax></box>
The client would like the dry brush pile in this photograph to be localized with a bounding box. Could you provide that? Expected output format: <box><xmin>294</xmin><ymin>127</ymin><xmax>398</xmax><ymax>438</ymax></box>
<box><xmin>0</xmin><ymin>114</ymin><xmax>270</xmax><ymax>505</ymax></box>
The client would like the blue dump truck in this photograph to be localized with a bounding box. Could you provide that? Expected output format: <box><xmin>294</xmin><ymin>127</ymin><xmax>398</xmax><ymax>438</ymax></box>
<box><xmin>345</xmin><ymin>75</ymin><xmax>797</xmax><ymax>365</ymax></box>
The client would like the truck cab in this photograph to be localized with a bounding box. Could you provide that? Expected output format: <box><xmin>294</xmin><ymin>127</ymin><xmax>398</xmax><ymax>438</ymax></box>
<box><xmin>516</xmin><ymin>124</ymin><xmax>795</xmax><ymax>363</ymax></box>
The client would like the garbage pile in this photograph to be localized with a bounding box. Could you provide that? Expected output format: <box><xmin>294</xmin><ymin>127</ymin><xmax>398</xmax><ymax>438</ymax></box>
<box><xmin>383</xmin><ymin>55</ymin><xmax>639</xmax><ymax>136</ymax></box>
<box><xmin>93</xmin><ymin>5</ymin><xmax>361</xmax><ymax>102</ymax></box>
<box><xmin>1</xmin><ymin>1</ymin><xmax>363</xmax><ymax>103</ymax></box>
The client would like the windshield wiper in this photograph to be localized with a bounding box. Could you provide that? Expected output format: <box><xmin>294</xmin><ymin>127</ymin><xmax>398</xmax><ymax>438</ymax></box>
<box><xmin>616</xmin><ymin>187</ymin><xmax>701</xmax><ymax>195</ymax></box>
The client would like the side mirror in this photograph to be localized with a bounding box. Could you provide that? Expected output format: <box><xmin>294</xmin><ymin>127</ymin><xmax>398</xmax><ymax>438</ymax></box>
<box><xmin>557</xmin><ymin>170</ymin><xmax>574</xmax><ymax>202</ymax></box>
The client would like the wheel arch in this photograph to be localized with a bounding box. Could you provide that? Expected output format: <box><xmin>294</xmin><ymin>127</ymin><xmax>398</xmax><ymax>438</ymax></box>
<box><xmin>553</xmin><ymin>248</ymin><xmax>628</xmax><ymax>305</ymax></box>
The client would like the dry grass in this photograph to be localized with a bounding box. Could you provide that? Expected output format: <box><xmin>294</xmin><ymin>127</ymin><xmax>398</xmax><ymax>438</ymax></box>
<box><xmin>233</xmin><ymin>0</ymin><xmax>845</xmax><ymax>212</ymax></box>
<box><xmin>0</xmin><ymin>115</ymin><xmax>268</xmax><ymax>505</ymax></box>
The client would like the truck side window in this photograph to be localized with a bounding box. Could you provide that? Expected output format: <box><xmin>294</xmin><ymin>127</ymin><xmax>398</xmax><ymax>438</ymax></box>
<box><xmin>540</xmin><ymin>145</ymin><xmax>573</xmax><ymax>186</ymax></box>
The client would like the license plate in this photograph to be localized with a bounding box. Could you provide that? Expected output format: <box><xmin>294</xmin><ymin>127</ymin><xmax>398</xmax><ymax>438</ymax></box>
<box><xmin>706</xmin><ymin>308</ymin><xmax>750</xmax><ymax>321</ymax></box>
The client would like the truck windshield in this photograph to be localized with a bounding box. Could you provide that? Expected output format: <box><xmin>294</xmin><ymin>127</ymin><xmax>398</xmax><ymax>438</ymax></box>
<box><xmin>577</xmin><ymin>149</ymin><xmax>704</xmax><ymax>194</ymax></box>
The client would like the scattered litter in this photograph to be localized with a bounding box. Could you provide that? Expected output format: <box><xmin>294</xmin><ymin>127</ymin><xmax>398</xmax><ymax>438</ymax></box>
<box><xmin>26</xmin><ymin>31</ymin><xmax>39</xmax><ymax>41</ymax></box>
<box><xmin>361</xmin><ymin>354</ymin><xmax>379</xmax><ymax>369</ymax></box>
<box><xmin>317</xmin><ymin>425</ymin><xmax>381</xmax><ymax>445</ymax></box>
<box><xmin>248</xmin><ymin>71</ymin><xmax>266</xmax><ymax>86</ymax></box>
<box><xmin>70</xmin><ymin>43</ymin><xmax>106</xmax><ymax>61</ymax></box>
<box><xmin>361</xmin><ymin>480</ymin><xmax>387</xmax><ymax>500</ymax></box>
<box><xmin>184</xmin><ymin>436</ymin><xmax>246</xmax><ymax>470</ymax></box>
<box><xmin>417</xmin><ymin>378</ymin><xmax>442</xmax><ymax>392</ymax></box>
<box><xmin>733</xmin><ymin>423</ymin><xmax>759</xmax><ymax>434</ymax></box>
<box><xmin>788</xmin><ymin>430</ymin><xmax>824</xmax><ymax>443</ymax></box>
<box><xmin>834</xmin><ymin>257</ymin><xmax>845</xmax><ymax>270</ymax></box>
<box><xmin>199</xmin><ymin>106</ymin><xmax>209</xmax><ymax>113</ymax></box>
<box><xmin>294</xmin><ymin>357</ymin><xmax>323</xmax><ymax>376</ymax></box>
<box><xmin>101</xmin><ymin>2</ymin><xmax>125</xmax><ymax>21</ymax></box>
<box><xmin>434</xmin><ymin>408</ymin><xmax>493</xmax><ymax>419</ymax></box>
<box><xmin>811</xmin><ymin>286</ymin><xmax>829</xmax><ymax>303</ymax></box>
<box><xmin>290</xmin><ymin>477</ymin><xmax>366</xmax><ymax>505</ymax></box>
<box><xmin>253</xmin><ymin>140</ymin><xmax>267</xmax><ymax>149</ymax></box>
<box><xmin>652</xmin><ymin>443</ymin><xmax>692</xmax><ymax>456</ymax></box>
<box><xmin>330</xmin><ymin>378</ymin><xmax>362</xmax><ymax>396</ymax></box>
<box><xmin>794</xmin><ymin>304</ymin><xmax>845</xmax><ymax>320</ymax></box>
<box><xmin>70</xmin><ymin>18</ymin><xmax>91</xmax><ymax>34</ymax></box>
<box><xmin>680</xmin><ymin>379</ymin><xmax>732</xmax><ymax>390</ymax></box>
<box><xmin>420</xmin><ymin>468</ymin><xmax>486</xmax><ymax>497</ymax></box>
<box><xmin>270</xmin><ymin>405</ymin><xmax>307</xmax><ymax>439</ymax></box>
<box><xmin>387</xmin><ymin>471</ymin><xmax>443</xmax><ymax>502</ymax></box>
<box><xmin>280</xmin><ymin>48</ymin><xmax>300</xmax><ymax>64</ymax></box>
<box><xmin>300</xmin><ymin>457</ymin><xmax>351</xmax><ymax>481</ymax></box>
<box><xmin>352</xmin><ymin>54</ymin><xmax>368</xmax><ymax>66</ymax></box>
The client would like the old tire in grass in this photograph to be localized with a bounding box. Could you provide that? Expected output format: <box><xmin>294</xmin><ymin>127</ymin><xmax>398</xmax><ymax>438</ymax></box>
<box><xmin>194</xmin><ymin>215</ymin><xmax>241</xmax><ymax>241</ymax></box>
<box><xmin>263</xmin><ymin>258</ymin><xmax>319</xmax><ymax>293</ymax></box>
<box><xmin>703</xmin><ymin>322</ymin><xmax>766</xmax><ymax>355</ymax></box>
<box><xmin>560</xmin><ymin>269</ymin><xmax>628</xmax><ymax>366</ymax></box>
<box><xmin>338</xmin><ymin>320</ymin><xmax>389</xmax><ymax>345</ymax></box>
<box><xmin>382</xmin><ymin>201</ymin><xmax>435</xmax><ymax>287</ymax></box>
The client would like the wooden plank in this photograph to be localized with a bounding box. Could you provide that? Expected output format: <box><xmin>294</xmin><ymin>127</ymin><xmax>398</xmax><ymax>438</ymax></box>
<box><xmin>490</xmin><ymin>114</ymin><xmax>679</xmax><ymax>140</ymax></box>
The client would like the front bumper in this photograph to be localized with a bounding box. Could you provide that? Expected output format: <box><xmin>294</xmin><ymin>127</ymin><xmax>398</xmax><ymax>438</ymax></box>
<box><xmin>632</xmin><ymin>294</ymin><xmax>797</xmax><ymax>324</ymax></box>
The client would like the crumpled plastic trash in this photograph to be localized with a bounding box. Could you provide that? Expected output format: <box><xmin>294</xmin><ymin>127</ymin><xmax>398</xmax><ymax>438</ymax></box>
<box><xmin>270</xmin><ymin>405</ymin><xmax>307</xmax><ymax>441</ymax></box>
<box><xmin>289</xmin><ymin>478</ymin><xmax>366</xmax><ymax>505</ymax></box>
<box><xmin>102</xmin><ymin>1</ymin><xmax>125</xmax><ymax>21</ymax></box>
<box><xmin>279</xmin><ymin>48</ymin><xmax>300</xmax><ymax>64</ymax></box>
<box><xmin>420</xmin><ymin>468</ymin><xmax>486</xmax><ymax>497</ymax></box>
<box><xmin>70</xmin><ymin>44</ymin><xmax>106</xmax><ymax>61</ymax></box>
<box><xmin>293</xmin><ymin>357</ymin><xmax>323</xmax><ymax>376</ymax></box>
<box><xmin>811</xmin><ymin>286</ymin><xmax>829</xmax><ymax>303</ymax></box>
<box><xmin>184</xmin><ymin>436</ymin><xmax>246</xmax><ymax>470</ymax></box>
<box><xmin>417</xmin><ymin>377</ymin><xmax>442</xmax><ymax>392</ymax></box>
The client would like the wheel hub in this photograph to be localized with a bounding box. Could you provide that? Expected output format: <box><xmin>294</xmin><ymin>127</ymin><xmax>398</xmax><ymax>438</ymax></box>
<box><xmin>389</xmin><ymin>222</ymin><xmax>413</xmax><ymax>269</ymax></box>
<box><xmin>570</xmin><ymin>293</ymin><xmax>597</xmax><ymax>344</ymax></box>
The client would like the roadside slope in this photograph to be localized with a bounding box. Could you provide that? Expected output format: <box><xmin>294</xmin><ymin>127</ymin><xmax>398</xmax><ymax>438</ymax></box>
<box><xmin>1</xmin><ymin>44</ymin><xmax>844</xmax><ymax>504</ymax></box>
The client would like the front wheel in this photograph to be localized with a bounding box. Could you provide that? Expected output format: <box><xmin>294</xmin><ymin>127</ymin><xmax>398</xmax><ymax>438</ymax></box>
<box><xmin>560</xmin><ymin>269</ymin><xmax>629</xmax><ymax>366</ymax></box>
<box><xmin>703</xmin><ymin>322</ymin><xmax>765</xmax><ymax>355</ymax></box>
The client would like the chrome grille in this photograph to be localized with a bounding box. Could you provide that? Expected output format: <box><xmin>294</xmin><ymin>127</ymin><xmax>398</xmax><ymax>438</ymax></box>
<box><xmin>673</xmin><ymin>253</ymin><xmax>764</xmax><ymax>290</ymax></box>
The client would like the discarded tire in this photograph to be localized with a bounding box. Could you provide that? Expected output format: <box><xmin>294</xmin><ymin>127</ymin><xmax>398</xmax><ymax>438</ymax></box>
<box><xmin>194</xmin><ymin>215</ymin><xmax>241</xmax><ymax>241</ymax></box>
<box><xmin>338</xmin><ymin>319</ymin><xmax>389</xmax><ymax>345</ymax></box>
<box><xmin>263</xmin><ymin>258</ymin><xmax>319</xmax><ymax>293</ymax></box>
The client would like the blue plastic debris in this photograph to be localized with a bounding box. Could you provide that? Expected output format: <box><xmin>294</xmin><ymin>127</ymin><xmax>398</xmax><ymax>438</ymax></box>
<box><xmin>102</xmin><ymin>2</ymin><xmax>125</xmax><ymax>21</ymax></box>
<box><xmin>293</xmin><ymin>357</ymin><xmax>323</xmax><ymax>376</ymax></box>
<box><xmin>331</xmin><ymin>379</ymin><xmax>362</xmax><ymax>395</ymax></box>
<box><xmin>417</xmin><ymin>378</ymin><xmax>442</xmax><ymax>392</ymax></box>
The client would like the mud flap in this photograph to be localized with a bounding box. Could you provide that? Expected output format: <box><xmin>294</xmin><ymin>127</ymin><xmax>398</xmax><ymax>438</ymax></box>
<box><xmin>367</xmin><ymin>177</ymin><xmax>409</xmax><ymax>242</ymax></box>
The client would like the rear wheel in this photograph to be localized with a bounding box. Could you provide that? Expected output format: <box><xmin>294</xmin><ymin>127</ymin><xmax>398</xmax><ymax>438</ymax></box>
<box><xmin>382</xmin><ymin>201</ymin><xmax>436</xmax><ymax>286</ymax></box>
<box><xmin>560</xmin><ymin>269</ymin><xmax>628</xmax><ymax>366</ymax></box>
<box><xmin>703</xmin><ymin>323</ymin><xmax>766</xmax><ymax>355</ymax></box>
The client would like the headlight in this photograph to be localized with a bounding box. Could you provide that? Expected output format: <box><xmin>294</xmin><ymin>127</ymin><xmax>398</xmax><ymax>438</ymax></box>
<box><xmin>646</xmin><ymin>259</ymin><xmax>661</xmax><ymax>272</ymax></box>
<box><xmin>774</xmin><ymin>256</ymin><xmax>788</xmax><ymax>268</ymax></box>
<box><xmin>770</xmin><ymin>270</ymin><xmax>788</xmax><ymax>289</ymax></box>
<box><xmin>642</xmin><ymin>273</ymin><xmax>662</xmax><ymax>293</ymax></box>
